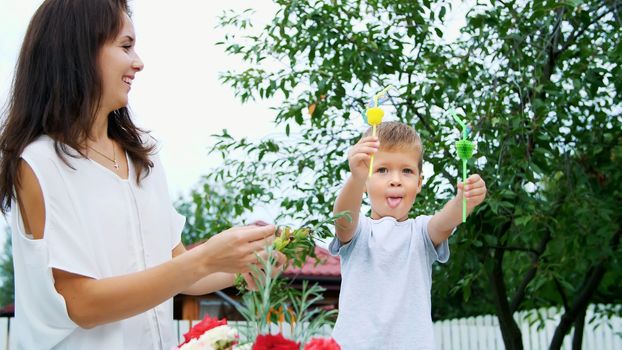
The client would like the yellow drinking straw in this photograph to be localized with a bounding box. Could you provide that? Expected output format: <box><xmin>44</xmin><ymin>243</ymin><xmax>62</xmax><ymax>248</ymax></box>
<box><xmin>366</xmin><ymin>85</ymin><xmax>393</xmax><ymax>177</ymax></box>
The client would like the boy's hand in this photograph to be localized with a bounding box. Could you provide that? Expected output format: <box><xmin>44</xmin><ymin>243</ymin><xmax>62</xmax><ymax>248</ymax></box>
<box><xmin>457</xmin><ymin>174</ymin><xmax>487</xmax><ymax>211</ymax></box>
<box><xmin>429</xmin><ymin>174</ymin><xmax>487</xmax><ymax>244</ymax></box>
<box><xmin>348</xmin><ymin>136</ymin><xmax>380</xmax><ymax>181</ymax></box>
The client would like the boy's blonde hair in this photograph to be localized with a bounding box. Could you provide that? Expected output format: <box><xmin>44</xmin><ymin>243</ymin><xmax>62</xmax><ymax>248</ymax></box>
<box><xmin>364</xmin><ymin>121</ymin><xmax>424</xmax><ymax>173</ymax></box>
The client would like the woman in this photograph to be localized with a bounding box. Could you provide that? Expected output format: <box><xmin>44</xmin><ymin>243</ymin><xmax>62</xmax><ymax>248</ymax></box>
<box><xmin>0</xmin><ymin>0</ymin><xmax>278</xmax><ymax>348</ymax></box>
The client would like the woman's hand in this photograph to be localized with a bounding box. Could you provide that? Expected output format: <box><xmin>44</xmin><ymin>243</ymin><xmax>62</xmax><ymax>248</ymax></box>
<box><xmin>241</xmin><ymin>250</ymin><xmax>287</xmax><ymax>291</ymax></box>
<box><xmin>194</xmin><ymin>224</ymin><xmax>278</xmax><ymax>275</ymax></box>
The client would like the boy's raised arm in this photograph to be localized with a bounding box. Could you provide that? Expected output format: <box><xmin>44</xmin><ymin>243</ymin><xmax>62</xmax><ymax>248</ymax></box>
<box><xmin>334</xmin><ymin>136</ymin><xmax>379</xmax><ymax>243</ymax></box>
<box><xmin>334</xmin><ymin>176</ymin><xmax>367</xmax><ymax>243</ymax></box>
<box><xmin>428</xmin><ymin>174</ymin><xmax>487</xmax><ymax>246</ymax></box>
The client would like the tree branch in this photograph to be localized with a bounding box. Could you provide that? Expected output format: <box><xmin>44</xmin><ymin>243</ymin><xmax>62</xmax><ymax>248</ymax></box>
<box><xmin>510</xmin><ymin>230</ymin><xmax>552</xmax><ymax>311</ymax></box>
<box><xmin>509</xmin><ymin>183</ymin><xmax>570</xmax><ymax>311</ymax></box>
<box><xmin>484</xmin><ymin>245</ymin><xmax>539</xmax><ymax>256</ymax></box>
<box><xmin>557</xmin><ymin>3</ymin><xmax>621</xmax><ymax>55</ymax></box>
<box><xmin>549</xmin><ymin>228</ymin><xmax>621</xmax><ymax>350</ymax></box>
<box><xmin>571</xmin><ymin>306</ymin><xmax>587</xmax><ymax>350</ymax></box>
<box><xmin>489</xmin><ymin>223</ymin><xmax>524</xmax><ymax>350</ymax></box>
<box><xmin>553</xmin><ymin>277</ymin><xmax>570</xmax><ymax>312</ymax></box>
<box><xmin>497</xmin><ymin>0</ymin><xmax>520</xmax><ymax>21</ymax></box>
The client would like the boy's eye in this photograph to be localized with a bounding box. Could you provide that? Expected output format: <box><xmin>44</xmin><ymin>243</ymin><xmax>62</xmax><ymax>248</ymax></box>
<box><xmin>122</xmin><ymin>44</ymin><xmax>132</xmax><ymax>51</ymax></box>
<box><xmin>403</xmin><ymin>168</ymin><xmax>414</xmax><ymax>174</ymax></box>
<box><xmin>377</xmin><ymin>167</ymin><xmax>388</xmax><ymax>174</ymax></box>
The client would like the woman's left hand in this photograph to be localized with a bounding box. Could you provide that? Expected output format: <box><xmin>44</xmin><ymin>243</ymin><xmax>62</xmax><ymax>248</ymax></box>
<box><xmin>241</xmin><ymin>250</ymin><xmax>286</xmax><ymax>291</ymax></box>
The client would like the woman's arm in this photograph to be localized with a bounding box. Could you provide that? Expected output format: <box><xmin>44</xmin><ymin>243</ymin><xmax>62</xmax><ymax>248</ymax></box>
<box><xmin>52</xmin><ymin>250</ymin><xmax>206</xmax><ymax>329</ymax></box>
<box><xmin>172</xmin><ymin>243</ymin><xmax>236</xmax><ymax>295</ymax></box>
<box><xmin>17</xmin><ymin>160</ymin><xmax>276</xmax><ymax>329</ymax></box>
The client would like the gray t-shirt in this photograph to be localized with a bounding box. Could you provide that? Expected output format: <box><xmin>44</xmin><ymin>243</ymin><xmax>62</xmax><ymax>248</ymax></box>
<box><xmin>329</xmin><ymin>215</ymin><xmax>449</xmax><ymax>350</ymax></box>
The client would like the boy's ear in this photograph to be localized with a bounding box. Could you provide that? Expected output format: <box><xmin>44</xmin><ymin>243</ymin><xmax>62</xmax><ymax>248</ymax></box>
<box><xmin>416</xmin><ymin>174</ymin><xmax>423</xmax><ymax>193</ymax></box>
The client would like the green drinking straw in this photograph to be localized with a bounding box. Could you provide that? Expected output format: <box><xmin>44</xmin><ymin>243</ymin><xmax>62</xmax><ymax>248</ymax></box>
<box><xmin>449</xmin><ymin>109</ymin><xmax>474</xmax><ymax>223</ymax></box>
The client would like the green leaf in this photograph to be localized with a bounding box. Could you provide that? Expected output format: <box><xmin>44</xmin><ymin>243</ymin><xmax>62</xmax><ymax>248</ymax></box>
<box><xmin>294</xmin><ymin>109</ymin><xmax>303</xmax><ymax>125</ymax></box>
<box><xmin>514</xmin><ymin>216</ymin><xmax>532</xmax><ymax>226</ymax></box>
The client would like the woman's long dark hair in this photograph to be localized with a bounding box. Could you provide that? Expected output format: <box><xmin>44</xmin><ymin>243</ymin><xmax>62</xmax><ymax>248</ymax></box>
<box><xmin>0</xmin><ymin>0</ymin><xmax>155</xmax><ymax>214</ymax></box>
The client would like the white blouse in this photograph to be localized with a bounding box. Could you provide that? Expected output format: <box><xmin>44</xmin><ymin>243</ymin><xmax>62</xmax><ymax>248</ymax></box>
<box><xmin>10</xmin><ymin>135</ymin><xmax>185</xmax><ymax>350</ymax></box>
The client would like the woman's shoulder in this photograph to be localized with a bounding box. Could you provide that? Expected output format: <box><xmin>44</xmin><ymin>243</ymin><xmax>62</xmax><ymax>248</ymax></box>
<box><xmin>21</xmin><ymin>135</ymin><xmax>82</xmax><ymax>169</ymax></box>
<box><xmin>21</xmin><ymin>135</ymin><xmax>57</xmax><ymax>159</ymax></box>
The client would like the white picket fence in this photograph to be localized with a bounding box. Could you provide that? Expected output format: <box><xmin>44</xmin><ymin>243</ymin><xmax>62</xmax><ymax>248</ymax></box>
<box><xmin>433</xmin><ymin>305</ymin><xmax>622</xmax><ymax>350</ymax></box>
<box><xmin>0</xmin><ymin>304</ymin><xmax>620</xmax><ymax>349</ymax></box>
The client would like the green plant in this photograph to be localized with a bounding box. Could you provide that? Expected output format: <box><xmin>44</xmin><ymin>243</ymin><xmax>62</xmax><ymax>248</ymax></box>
<box><xmin>0</xmin><ymin>230</ymin><xmax>13</xmax><ymax>308</ymax></box>
<box><xmin>234</xmin><ymin>211</ymin><xmax>350</xmax><ymax>292</ymax></box>
<box><xmin>234</xmin><ymin>246</ymin><xmax>337</xmax><ymax>348</ymax></box>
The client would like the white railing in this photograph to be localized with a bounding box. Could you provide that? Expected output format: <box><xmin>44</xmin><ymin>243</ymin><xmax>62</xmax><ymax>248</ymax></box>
<box><xmin>1</xmin><ymin>304</ymin><xmax>620</xmax><ymax>349</ymax></box>
<box><xmin>433</xmin><ymin>305</ymin><xmax>622</xmax><ymax>350</ymax></box>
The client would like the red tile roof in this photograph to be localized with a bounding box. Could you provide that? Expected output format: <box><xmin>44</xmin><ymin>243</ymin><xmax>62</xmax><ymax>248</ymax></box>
<box><xmin>283</xmin><ymin>246</ymin><xmax>341</xmax><ymax>279</ymax></box>
<box><xmin>0</xmin><ymin>303</ymin><xmax>14</xmax><ymax>317</ymax></box>
<box><xmin>186</xmin><ymin>241</ymin><xmax>341</xmax><ymax>279</ymax></box>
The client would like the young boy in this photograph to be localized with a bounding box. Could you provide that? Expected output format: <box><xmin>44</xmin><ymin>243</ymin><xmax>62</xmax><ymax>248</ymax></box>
<box><xmin>329</xmin><ymin>121</ymin><xmax>487</xmax><ymax>350</ymax></box>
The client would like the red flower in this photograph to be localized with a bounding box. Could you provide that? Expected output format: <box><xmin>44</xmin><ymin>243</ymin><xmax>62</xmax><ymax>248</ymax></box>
<box><xmin>252</xmin><ymin>333</ymin><xmax>300</xmax><ymax>350</ymax></box>
<box><xmin>304</xmin><ymin>338</ymin><xmax>341</xmax><ymax>350</ymax></box>
<box><xmin>179</xmin><ymin>315</ymin><xmax>228</xmax><ymax>346</ymax></box>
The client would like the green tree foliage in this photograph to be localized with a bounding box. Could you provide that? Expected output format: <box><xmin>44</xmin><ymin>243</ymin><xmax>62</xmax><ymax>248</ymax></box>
<box><xmin>176</xmin><ymin>175</ymin><xmax>240</xmax><ymax>245</ymax></box>
<box><xmin>0</xmin><ymin>231</ymin><xmax>14</xmax><ymax>308</ymax></box>
<box><xmin>185</xmin><ymin>1</ymin><xmax>621</xmax><ymax>349</ymax></box>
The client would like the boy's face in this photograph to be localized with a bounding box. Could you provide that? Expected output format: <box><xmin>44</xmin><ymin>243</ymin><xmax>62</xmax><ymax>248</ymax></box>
<box><xmin>366</xmin><ymin>147</ymin><xmax>422</xmax><ymax>222</ymax></box>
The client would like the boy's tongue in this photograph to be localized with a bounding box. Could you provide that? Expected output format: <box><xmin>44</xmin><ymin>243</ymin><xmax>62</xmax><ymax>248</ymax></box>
<box><xmin>386</xmin><ymin>197</ymin><xmax>402</xmax><ymax>208</ymax></box>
